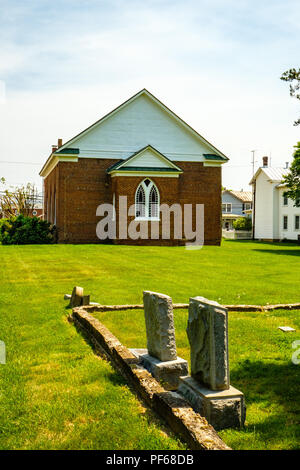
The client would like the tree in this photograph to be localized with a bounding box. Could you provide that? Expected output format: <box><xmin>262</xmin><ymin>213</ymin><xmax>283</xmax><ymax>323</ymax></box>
<box><xmin>233</xmin><ymin>216</ymin><xmax>252</xmax><ymax>231</ymax></box>
<box><xmin>283</xmin><ymin>142</ymin><xmax>300</xmax><ymax>207</ymax></box>
<box><xmin>280</xmin><ymin>68</ymin><xmax>300</xmax><ymax>125</ymax></box>
<box><xmin>280</xmin><ymin>69</ymin><xmax>300</xmax><ymax>206</ymax></box>
<box><xmin>0</xmin><ymin>214</ymin><xmax>56</xmax><ymax>245</ymax></box>
<box><xmin>0</xmin><ymin>183</ymin><xmax>39</xmax><ymax>218</ymax></box>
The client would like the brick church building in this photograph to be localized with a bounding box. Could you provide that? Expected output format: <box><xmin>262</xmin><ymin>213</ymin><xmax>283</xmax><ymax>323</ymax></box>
<box><xmin>40</xmin><ymin>89</ymin><xmax>228</xmax><ymax>245</ymax></box>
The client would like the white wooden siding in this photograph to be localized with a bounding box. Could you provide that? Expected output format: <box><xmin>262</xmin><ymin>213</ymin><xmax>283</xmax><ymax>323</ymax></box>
<box><xmin>254</xmin><ymin>170</ymin><xmax>300</xmax><ymax>240</ymax></box>
<box><xmin>125</xmin><ymin>148</ymin><xmax>171</xmax><ymax>168</ymax></box>
<box><xmin>254</xmin><ymin>171</ymin><xmax>275</xmax><ymax>239</ymax></box>
<box><xmin>278</xmin><ymin>187</ymin><xmax>300</xmax><ymax>240</ymax></box>
<box><xmin>71</xmin><ymin>94</ymin><xmax>213</xmax><ymax>162</ymax></box>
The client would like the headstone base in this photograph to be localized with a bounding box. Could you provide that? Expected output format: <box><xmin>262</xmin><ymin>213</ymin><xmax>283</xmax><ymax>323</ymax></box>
<box><xmin>130</xmin><ymin>349</ymin><xmax>188</xmax><ymax>391</ymax></box>
<box><xmin>178</xmin><ymin>376</ymin><xmax>246</xmax><ymax>430</ymax></box>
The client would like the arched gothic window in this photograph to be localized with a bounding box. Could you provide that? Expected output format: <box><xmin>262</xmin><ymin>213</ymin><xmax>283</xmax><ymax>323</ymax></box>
<box><xmin>135</xmin><ymin>179</ymin><xmax>159</xmax><ymax>220</ymax></box>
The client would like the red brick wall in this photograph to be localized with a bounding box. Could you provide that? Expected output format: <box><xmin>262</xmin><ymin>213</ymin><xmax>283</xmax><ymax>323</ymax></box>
<box><xmin>43</xmin><ymin>158</ymin><xmax>221</xmax><ymax>245</ymax></box>
<box><xmin>44</xmin><ymin>165</ymin><xmax>59</xmax><ymax>225</ymax></box>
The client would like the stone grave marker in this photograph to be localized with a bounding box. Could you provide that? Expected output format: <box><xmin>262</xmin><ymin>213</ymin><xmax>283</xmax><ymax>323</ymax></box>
<box><xmin>178</xmin><ymin>296</ymin><xmax>245</xmax><ymax>430</ymax></box>
<box><xmin>130</xmin><ymin>291</ymin><xmax>188</xmax><ymax>390</ymax></box>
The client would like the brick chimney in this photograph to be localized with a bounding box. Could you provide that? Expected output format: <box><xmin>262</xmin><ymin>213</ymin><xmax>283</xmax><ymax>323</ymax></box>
<box><xmin>52</xmin><ymin>145</ymin><xmax>57</xmax><ymax>153</ymax></box>
<box><xmin>57</xmin><ymin>138</ymin><xmax>63</xmax><ymax>148</ymax></box>
<box><xmin>262</xmin><ymin>156</ymin><xmax>268</xmax><ymax>167</ymax></box>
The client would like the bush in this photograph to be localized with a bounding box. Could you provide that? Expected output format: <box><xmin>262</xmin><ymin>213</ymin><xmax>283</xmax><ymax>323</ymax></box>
<box><xmin>0</xmin><ymin>215</ymin><xmax>56</xmax><ymax>245</ymax></box>
<box><xmin>233</xmin><ymin>216</ymin><xmax>252</xmax><ymax>231</ymax></box>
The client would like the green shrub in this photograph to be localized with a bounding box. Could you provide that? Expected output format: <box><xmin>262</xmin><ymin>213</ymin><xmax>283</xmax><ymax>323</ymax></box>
<box><xmin>0</xmin><ymin>215</ymin><xmax>56</xmax><ymax>245</ymax></box>
<box><xmin>233</xmin><ymin>216</ymin><xmax>252</xmax><ymax>231</ymax></box>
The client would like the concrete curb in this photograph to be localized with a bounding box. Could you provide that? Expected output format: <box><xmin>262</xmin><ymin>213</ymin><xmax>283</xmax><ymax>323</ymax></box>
<box><xmin>71</xmin><ymin>306</ymin><xmax>231</xmax><ymax>451</ymax></box>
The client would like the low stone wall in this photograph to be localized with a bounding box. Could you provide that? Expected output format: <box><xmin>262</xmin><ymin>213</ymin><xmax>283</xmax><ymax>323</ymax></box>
<box><xmin>76</xmin><ymin>302</ymin><xmax>300</xmax><ymax>313</ymax></box>
<box><xmin>71</xmin><ymin>307</ymin><xmax>230</xmax><ymax>451</ymax></box>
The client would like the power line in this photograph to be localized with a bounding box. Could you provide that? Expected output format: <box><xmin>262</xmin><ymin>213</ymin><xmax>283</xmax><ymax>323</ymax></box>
<box><xmin>0</xmin><ymin>161</ymin><xmax>41</xmax><ymax>165</ymax></box>
<box><xmin>251</xmin><ymin>150</ymin><xmax>257</xmax><ymax>175</ymax></box>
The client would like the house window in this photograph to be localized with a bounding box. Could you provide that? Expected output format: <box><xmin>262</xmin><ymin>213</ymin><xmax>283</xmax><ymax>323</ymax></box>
<box><xmin>222</xmin><ymin>203</ymin><xmax>232</xmax><ymax>213</ymax></box>
<box><xmin>283</xmin><ymin>215</ymin><xmax>288</xmax><ymax>230</ymax></box>
<box><xmin>283</xmin><ymin>194</ymin><xmax>288</xmax><ymax>206</ymax></box>
<box><xmin>244</xmin><ymin>203</ymin><xmax>252</xmax><ymax>211</ymax></box>
<box><xmin>295</xmin><ymin>215</ymin><xmax>300</xmax><ymax>230</ymax></box>
<box><xmin>135</xmin><ymin>179</ymin><xmax>159</xmax><ymax>220</ymax></box>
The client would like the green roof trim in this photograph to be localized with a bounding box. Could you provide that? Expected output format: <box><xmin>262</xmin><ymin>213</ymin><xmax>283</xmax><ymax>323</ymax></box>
<box><xmin>203</xmin><ymin>153</ymin><xmax>228</xmax><ymax>161</ymax></box>
<box><xmin>55</xmin><ymin>148</ymin><xmax>80</xmax><ymax>155</ymax></box>
<box><xmin>106</xmin><ymin>145</ymin><xmax>183</xmax><ymax>173</ymax></box>
<box><xmin>109</xmin><ymin>166</ymin><xmax>181</xmax><ymax>173</ymax></box>
<box><xmin>106</xmin><ymin>159</ymin><xmax>124</xmax><ymax>172</ymax></box>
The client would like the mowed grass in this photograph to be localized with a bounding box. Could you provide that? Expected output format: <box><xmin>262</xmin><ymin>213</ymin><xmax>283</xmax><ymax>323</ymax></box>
<box><xmin>0</xmin><ymin>239</ymin><xmax>300</xmax><ymax>449</ymax></box>
<box><xmin>97</xmin><ymin>308</ymin><xmax>300</xmax><ymax>450</ymax></box>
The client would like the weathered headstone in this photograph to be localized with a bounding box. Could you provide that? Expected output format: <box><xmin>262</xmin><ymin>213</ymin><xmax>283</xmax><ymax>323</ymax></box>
<box><xmin>187</xmin><ymin>296</ymin><xmax>229</xmax><ymax>390</ymax></box>
<box><xmin>82</xmin><ymin>295</ymin><xmax>90</xmax><ymax>306</ymax></box>
<box><xmin>65</xmin><ymin>291</ymin><xmax>92</xmax><ymax>306</ymax></box>
<box><xmin>143</xmin><ymin>290</ymin><xmax>177</xmax><ymax>362</ymax></box>
<box><xmin>130</xmin><ymin>291</ymin><xmax>188</xmax><ymax>390</ymax></box>
<box><xmin>69</xmin><ymin>286</ymin><xmax>84</xmax><ymax>308</ymax></box>
<box><xmin>178</xmin><ymin>296</ymin><xmax>245</xmax><ymax>430</ymax></box>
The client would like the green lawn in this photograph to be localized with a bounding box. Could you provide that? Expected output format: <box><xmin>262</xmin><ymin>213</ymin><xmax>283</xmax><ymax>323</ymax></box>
<box><xmin>97</xmin><ymin>308</ymin><xmax>300</xmax><ymax>450</ymax></box>
<box><xmin>0</xmin><ymin>240</ymin><xmax>299</xmax><ymax>450</ymax></box>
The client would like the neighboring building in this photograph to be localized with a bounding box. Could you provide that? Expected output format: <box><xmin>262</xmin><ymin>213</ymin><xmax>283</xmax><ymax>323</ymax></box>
<box><xmin>39</xmin><ymin>89</ymin><xmax>229</xmax><ymax>245</ymax></box>
<box><xmin>28</xmin><ymin>205</ymin><xmax>43</xmax><ymax>218</ymax></box>
<box><xmin>250</xmin><ymin>157</ymin><xmax>300</xmax><ymax>241</ymax></box>
<box><xmin>222</xmin><ymin>190</ymin><xmax>252</xmax><ymax>230</ymax></box>
<box><xmin>0</xmin><ymin>203</ymin><xmax>43</xmax><ymax>219</ymax></box>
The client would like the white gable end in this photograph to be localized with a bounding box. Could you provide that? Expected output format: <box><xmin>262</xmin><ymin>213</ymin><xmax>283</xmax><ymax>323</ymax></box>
<box><xmin>123</xmin><ymin>148</ymin><xmax>176</xmax><ymax>169</ymax></box>
<box><xmin>67</xmin><ymin>94</ymin><xmax>220</xmax><ymax>162</ymax></box>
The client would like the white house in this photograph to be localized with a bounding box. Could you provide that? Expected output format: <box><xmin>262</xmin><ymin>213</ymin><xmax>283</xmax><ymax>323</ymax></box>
<box><xmin>250</xmin><ymin>157</ymin><xmax>300</xmax><ymax>241</ymax></box>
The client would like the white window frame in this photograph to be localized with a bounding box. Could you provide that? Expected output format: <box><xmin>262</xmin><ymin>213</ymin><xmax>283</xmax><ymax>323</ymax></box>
<box><xmin>283</xmin><ymin>215</ymin><xmax>288</xmax><ymax>230</ymax></box>
<box><xmin>295</xmin><ymin>215</ymin><xmax>300</xmax><ymax>231</ymax></box>
<box><xmin>283</xmin><ymin>194</ymin><xmax>288</xmax><ymax>206</ymax></box>
<box><xmin>135</xmin><ymin>179</ymin><xmax>160</xmax><ymax>221</ymax></box>
<box><xmin>222</xmin><ymin>203</ymin><xmax>232</xmax><ymax>213</ymax></box>
<box><xmin>244</xmin><ymin>202</ymin><xmax>252</xmax><ymax>211</ymax></box>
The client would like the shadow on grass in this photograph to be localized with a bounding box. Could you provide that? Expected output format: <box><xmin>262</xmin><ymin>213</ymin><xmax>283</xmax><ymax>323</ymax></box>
<box><xmin>253</xmin><ymin>249</ymin><xmax>300</xmax><ymax>257</ymax></box>
<box><xmin>225</xmin><ymin>359</ymin><xmax>300</xmax><ymax>448</ymax></box>
<box><xmin>231</xmin><ymin>358</ymin><xmax>300</xmax><ymax>405</ymax></box>
<box><xmin>225</xmin><ymin>239</ymin><xmax>300</xmax><ymax>248</ymax></box>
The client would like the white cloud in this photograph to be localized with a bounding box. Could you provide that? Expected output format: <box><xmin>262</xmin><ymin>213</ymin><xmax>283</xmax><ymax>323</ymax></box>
<box><xmin>0</xmin><ymin>0</ymin><xmax>300</xmax><ymax>192</ymax></box>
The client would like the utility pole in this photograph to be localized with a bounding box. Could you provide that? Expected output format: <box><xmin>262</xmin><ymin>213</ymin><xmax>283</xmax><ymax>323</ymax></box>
<box><xmin>251</xmin><ymin>150</ymin><xmax>256</xmax><ymax>175</ymax></box>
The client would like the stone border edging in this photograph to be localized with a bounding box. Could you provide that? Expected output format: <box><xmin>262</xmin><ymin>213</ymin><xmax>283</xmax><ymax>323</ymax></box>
<box><xmin>76</xmin><ymin>302</ymin><xmax>300</xmax><ymax>313</ymax></box>
<box><xmin>71</xmin><ymin>307</ymin><xmax>230</xmax><ymax>451</ymax></box>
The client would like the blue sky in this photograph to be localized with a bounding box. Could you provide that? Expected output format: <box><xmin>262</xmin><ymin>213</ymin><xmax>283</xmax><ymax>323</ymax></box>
<box><xmin>0</xmin><ymin>0</ymin><xmax>299</xmax><ymax>191</ymax></box>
